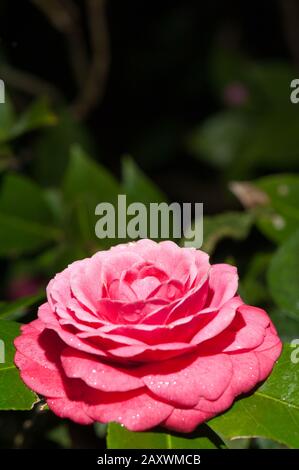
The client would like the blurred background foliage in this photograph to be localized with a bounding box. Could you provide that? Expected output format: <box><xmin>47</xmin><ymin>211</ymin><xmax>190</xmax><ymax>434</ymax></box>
<box><xmin>0</xmin><ymin>0</ymin><xmax>299</xmax><ymax>449</ymax></box>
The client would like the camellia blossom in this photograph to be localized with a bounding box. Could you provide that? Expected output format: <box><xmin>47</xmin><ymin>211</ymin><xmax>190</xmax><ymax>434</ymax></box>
<box><xmin>14</xmin><ymin>240</ymin><xmax>282</xmax><ymax>433</ymax></box>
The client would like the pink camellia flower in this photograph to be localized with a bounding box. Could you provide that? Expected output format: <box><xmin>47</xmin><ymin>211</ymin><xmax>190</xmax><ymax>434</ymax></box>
<box><xmin>14</xmin><ymin>240</ymin><xmax>282</xmax><ymax>433</ymax></box>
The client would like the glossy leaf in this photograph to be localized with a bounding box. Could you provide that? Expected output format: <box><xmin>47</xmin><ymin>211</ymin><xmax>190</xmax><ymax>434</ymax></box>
<box><xmin>0</xmin><ymin>320</ymin><xmax>39</xmax><ymax>410</ymax></box>
<box><xmin>33</xmin><ymin>110</ymin><xmax>94</xmax><ymax>186</ymax></box>
<box><xmin>267</xmin><ymin>229</ymin><xmax>299</xmax><ymax>316</ymax></box>
<box><xmin>208</xmin><ymin>344</ymin><xmax>299</xmax><ymax>448</ymax></box>
<box><xmin>64</xmin><ymin>145</ymin><xmax>120</xmax><ymax>204</ymax></box>
<box><xmin>0</xmin><ymin>293</ymin><xmax>44</xmax><ymax>320</ymax></box>
<box><xmin>182</xmin><ymin>211</ymin><xmax>252</xmax><ymax>254</ymax></box>
<box><xmin>0</xmin><ymin>173</ymin><xmax>55</xmax><ymax>224</ymax></box>
<box><xmin>188</xmin><ymin>111</ymin><xmax>250</xmax><ymax>168</ymax></box>
<box><xmin>0</xmin><ymin>98</ymin><xmax>16</xmax><ymax>142</ymax></box>
<box><xmin>0</xmin><ymin>173</ymin><xmax>61</xmax><ymax>256</ymax></box>
<box><xmin>268</xmin><ymin>309</ymin><xmax>299</xmax><ymax>343</ymax></box>
<box><xmin>47</xmin><ymin>425</ymin><xmax>72</xmax><ymax>448</ymax></box>
<box><xmin>107</xmin><ymin>423</ymin><xmax>225</xmax><ymax>449</ymax></box>
<box><xmin>254</xmin><ymin>174</ymin><xmax>299</xmax><ymax>243</ymax></box>
<box><xmin>63</xmin><ymin>146</ymin><xmax>120</xmax><ymax>248</ymax></box>
<box><xmin>122</xmin><ymin>155</ymin><xmax>166</xmax><ymax>204</ymax></box>
<box><xmin>0</xmin><ymin>98</ymin><xmax>56</xmax><ymax>144</ymax></box>
<box><xmin>239</xmin><ymin>252</ymin><xmax>271</xmax><ymax>306</ymax></box>
<box><xmin>8</xmin><ymin>99</ymin><xmax>57</xmax><ymax>140</ymax></box>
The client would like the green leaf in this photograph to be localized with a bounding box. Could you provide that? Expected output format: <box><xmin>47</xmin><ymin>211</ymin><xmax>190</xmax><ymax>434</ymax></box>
<box><xmin>254</xmin><ymin>174</ymin><xmax>299</xmax><ymax>244</ymax></box>
<box><xmin>0</xmin><ymin>293</ymin><xmax>44</xmax><ymax>320</ymax></box>
<box><xmin>188</xmin><ymin>111</ymin><xmax>250</xmax><ymax>169</ymax></box>
<box><xmin>63</xmin><ymin>146</ymin><xmax>120</xmax><ymax>248</ymax></box>
<box><xmin>255</xmin><ymin>438</ymin><xmax>286</xmax><ymax>449</ymax></box>
<box><xmin>32</xmin><ymin>110</ymin><xmax>94</xmax><ymax>186</ymax></box>
<box><xmin>239</xmin><ymin>252</ymin><xmax>271</xmax><ymax>306</ymax></box>
<box><xmin>121</xmin><ymin>156</ymin><xmax>170</xmax><ymax>243</ymax></box>
<box><xmin>0</xmin><ymin>173</ymin><xmax>62</xmax><ymax>256</ymax></box>
<box><xmin>268</xmin><ymin>229</ymin><xmax>299</xmax><ymax>316</ymax></box>
<box><xmin>246</xmin><ymin>62</ymin><xmax>294</xmax><ymax>109</ymax></box>
<box><xmin>208</xmin><ymin>344</ymin><xmax>299</xmax><ymax>448</ymax></box>
<box><xmin>0</xmin><ymin>320</ymin><xmax>39</xmax><ymax>410</ymax></box>
<box><xmin>182</xmin><ymin>212</ymin><xmax>252</xmax><ymax>254</ymax></box>
<box><xmin>107</xmin><ymin>423</ymin><xmax>225</xmax><ymax>449</ymax></box>
<box><xmin>8</xmin><ymin>99</ymin><xmax>57</xmax><ymax>140</ymax></box>
<box><xmin>122</xmin><ymin>155</ymin><xmax>166</xmax><ymax>204</ymax></box>
<box><xmin>0</xmin><ymin>97</ymin><xmax>16</xmax><ymax>142</ymax></box>
<box><xmin>47</xmin><ymin>425</ymin><xmax>72</xmax><ymax>448</ymax></box>
<box><xmin>203</xmin><ymin>212</ymin><xmax>253</xmax><ymax>254</ymax></box>
<box><xmin>64</xmin><ymin>145</ymin><xmax>120</xmax><ymax>204</ymax></box>
<box><xmin>0</xmin><ymin>173</ymin><xmax>55</xmax><ymax>224</ymax></box>
<box><xmin>224</xmin><ymin>438</ymin><xmax>251</xmax><ymax>449</ymax></box>
<box><xmin>231</xmin><ymin>112</ymin><xmax>299</xmax><ymax>179</ymax></box>
<box><xmin>0</xmin><ymin>213</ymin><xmax>60</xmax><ymax>256</ymax></box>
<box><xmin>268</xmin><ymin>309</ymin><xmax>299</xmax><ymax>343</ymax></box>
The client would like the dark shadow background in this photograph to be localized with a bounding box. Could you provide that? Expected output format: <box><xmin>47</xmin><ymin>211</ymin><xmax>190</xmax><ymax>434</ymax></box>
<box><xmin>0</xmin><ymin>0</ymin><xmax>293</xmax><ymax>206</ymax></box>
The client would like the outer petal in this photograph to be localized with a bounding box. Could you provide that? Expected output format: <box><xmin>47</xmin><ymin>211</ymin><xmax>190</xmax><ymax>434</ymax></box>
<box><xmin>61</xmin><ymin>347</ymin><xmax>144</xmax><ymax>392</ymax></box>
<box><xmin>228</xmin><ymin>352</ymin><xmax>260</xmax><ymax>395</ymax></box>
<box><xmin>14</xmin><ymin>325</ymin><xmax>66</xmax><ymax>398</ymax></box>
<box><xmin>254</xmin><ymin>326</ymin><xmax>282</xmax><ymax>381</ymax></box>
<box><xmin>47</xmin><ymin>397</ymin><xmax>93</xmax><ymax>425</ymax></box>
<box><xmin>141</xmin><ymin>352</ymin><xmax>232</xmax><ymax>407</ymax></box>
<box><xmin>207</xmin><ymin>264</ymin><xmax>238</xmax><ymax>308</ymax></box>
<box><xmin>47</xmin><ymin>380</ymin><xmax>94</xmax><ymax>425</ymax></box>
<box><xmin>86</xmin><ymin>389</ymin><xmax>173</xmax><ymax>432</ymax></box>
<box><xmin>162</xmin><ymin>409</ymin><xmax>207</xmax><ymax>433</ymax></box>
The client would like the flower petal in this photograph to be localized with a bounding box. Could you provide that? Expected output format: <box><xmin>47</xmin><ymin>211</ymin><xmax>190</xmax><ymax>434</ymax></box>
<box><xmin>61</xmin><ymin>347</ymin><xmax>144</xmax><ymax>392</ymax></box>
<box><xmin>86</xmin><ymin>389</ymin><xmax>173</xmax><ymax>432</ymax></box>
<box><xmin>142</xmin><ymin>352</ymin><xmax>232</xmax><ymax>407</ymax></box>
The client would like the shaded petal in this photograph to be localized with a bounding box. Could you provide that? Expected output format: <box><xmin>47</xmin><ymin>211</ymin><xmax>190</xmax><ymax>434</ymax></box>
<box><xmin>165</xmin><ymin>276</ymin><xmax>209</xmax><ymax>324</ymax></box>
<box><xmin>38</xmin><ymin>303</ymin><xmax>109</xmax><ymax>358</ymax></box>
<box><xmin>191</xmin><ymin>297</ymin><xmax>242</xmax><ymax>345</ymax></box>
<box><xmin>47</xmin><ymin>386</ymin><xmax>93</xmax><ymax>425</ymax></box>
<box><xmin>14</xmin><ymin>325</ymin><xmax>66</xmax><ymax>398</ymax></box>
<box><xmin>107</xmin><ymin>342</ymin><xmax>196</xmax><ymax>362</ymax></box>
